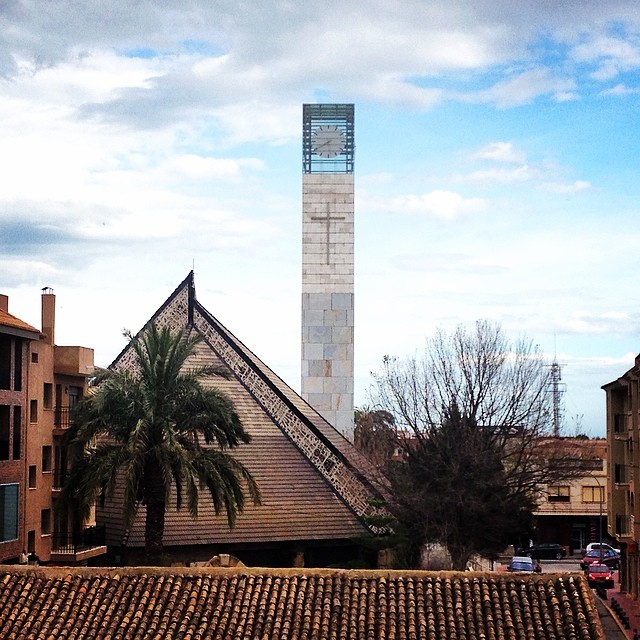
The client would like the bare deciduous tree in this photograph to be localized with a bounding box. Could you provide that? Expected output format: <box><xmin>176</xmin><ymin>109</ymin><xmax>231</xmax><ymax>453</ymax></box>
<box><xmin>370</xmin><ymin>320</ymin><xmax>582</xmax><ymax>569</ymax></box>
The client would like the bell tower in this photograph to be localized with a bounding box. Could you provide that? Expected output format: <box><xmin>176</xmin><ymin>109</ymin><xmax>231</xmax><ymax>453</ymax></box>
<box><xmin>301</xmin><ymin>103</ymin><xmax>355</xmax><ymax>440</ymax></box>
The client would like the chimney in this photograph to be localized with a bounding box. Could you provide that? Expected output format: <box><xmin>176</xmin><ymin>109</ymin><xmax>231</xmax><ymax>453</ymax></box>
<box><xmin>0</xmin><ymin>294</ymin><xmax>7</xmax><ymax>313</ymax></box>
<box><xmin>41</xmin><ymin>287</ymin><xmax>55</xmax><ymax>345</ymax></box>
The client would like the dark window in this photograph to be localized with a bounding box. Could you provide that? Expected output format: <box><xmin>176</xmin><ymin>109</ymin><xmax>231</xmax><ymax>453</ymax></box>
<box><xmin>0</xmin><ymin>484</ymin><xmax>19</xmax><ymax>542</ymax></box>
<box><xmin>68</xmin><ymin>386</ymin><xmax>82</xmax><ymax>408</ymax></box>
<box><xmin>40</xmin><ymin>509</ymin><xmax>51</xmax><ymax>535</ymax></box>
<box><xmin>31</xmin><ymin>351</ymin><xmax>38</xmax><ymax>364</ymax></box>
<box><xmin>13</xmin><ymin>339</ymin><xmax>22</xmax><ymax>392</ymax></box>
<box><xmin>27</xmin><ymin>530</ymin><xmax>35</xmax><ymax>553</ymax></box>
<box><xmin>547</xmin><ymin>485</ymin><xmax>570</xmax><ymax>502</ymax></box>
<box><xmin>43</xmin><ymin>383</ymin><xmax>53</xmax><ymax>410</ymax></box>
<box><xmin>0</xmin><ymin>336</ymin><xmax>11</xmax><ymax>390</ymax></box>
<box><xmin>29</xmin><ymin>400</ymin><xmax>37</xmax><ymax>423</ymax></box>
<box><xmin>614</xmin><ymin>414</ymin><xmax>627</xmax><ymax>433</ymax></box>
<box><xmin>42</xmin><ymin>446</ymin><xmax>52</xmax><ymax>472</ymax></box>
<box><xmin>12</xmin><ymin>406</ymin><xmax>21</xmax><ymax>460</ymax></box>
<box><xmin>0</xmin><ymin>405</ymin><xmax>9</xmax><ymax>460</ymax></box>
<box><xmin>28</xmin><ymin>465</ymin><xmax>36</xmax><ymax>489</ymax></box>
<box><xmin>615</xmin><ymin>464</ymin><xmax>630</xmax><ymax>484</ymax></box>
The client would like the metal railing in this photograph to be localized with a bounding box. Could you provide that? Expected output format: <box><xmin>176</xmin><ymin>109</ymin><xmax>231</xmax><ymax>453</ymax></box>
<box><xmin>51</xmin><ymin>525</ymin><xmax>106</xmax><ymax>553</ymax></box>
<box><xmin>615</xmin><ymin>514</ymin><xmax>632</xmax><ymax>537</ymax></box>
<box><xmin>54</xmin><ymin>406</ymin><xmax>73</xmax><ymax>428</ymax></box>
<box><xmin>614</xmin><ymin>413</ymin><xmax>628</xmax><ymax>435</ymax></box>
<box><xmin>615</xmin><ymin>463</ymin><xmax>631</xmax><ymax>484</ymax></box>
<box><xmin>52</xmin><ymin>470</ymin><xmax>68</xmax><ymax>490</ymax></box>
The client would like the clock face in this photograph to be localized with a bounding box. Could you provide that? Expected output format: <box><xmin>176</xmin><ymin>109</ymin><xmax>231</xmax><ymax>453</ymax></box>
<box><xmin>311</xmin><ymin>125</ymin><xmax>345</xmax><ymax>158</ymax></box>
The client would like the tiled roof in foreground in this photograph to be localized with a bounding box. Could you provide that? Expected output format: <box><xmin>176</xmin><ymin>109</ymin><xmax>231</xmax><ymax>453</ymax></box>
<box><xmin>0</xmin><ymin>566</ymin><xmax>604</xmax><ymax>640</ymax></box>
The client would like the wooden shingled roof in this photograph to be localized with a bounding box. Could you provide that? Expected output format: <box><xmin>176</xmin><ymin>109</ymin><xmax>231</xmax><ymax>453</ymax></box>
<box><xmin>99</xmin><ymin>272</ymin><xmax>385</xmax><ymax>549</ymax></box>
<box><xmin>0</xmin><ymin>566</ymin><xmax>604</xmax><ymax>640</ymax></box>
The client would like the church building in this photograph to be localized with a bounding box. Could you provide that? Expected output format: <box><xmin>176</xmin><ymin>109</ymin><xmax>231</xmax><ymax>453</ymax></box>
<box><xmin>97</xmin><ymin>272</ymin><xmax>385</xmax><ymax>567</ymax></box>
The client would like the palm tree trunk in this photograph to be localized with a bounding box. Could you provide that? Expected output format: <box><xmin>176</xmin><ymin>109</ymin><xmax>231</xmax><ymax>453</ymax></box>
<box><xmin>144</xmin><ymin>478</ymin><xmax>166</xmax><ymax>565</ymax></box>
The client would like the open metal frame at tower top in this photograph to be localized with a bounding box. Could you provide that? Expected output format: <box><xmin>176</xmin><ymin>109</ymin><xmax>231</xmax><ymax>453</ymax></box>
<box><xmin>303</xmin><ymin>103</ymin><xmax>355</xmax><ymax>174</ymax></box>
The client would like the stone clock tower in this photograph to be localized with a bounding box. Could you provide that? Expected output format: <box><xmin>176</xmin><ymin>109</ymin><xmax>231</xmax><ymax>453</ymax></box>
<box><xmin>301</xmin><ymin>103</ymin><xmax>355</xmax><ymax>440</ymax></box>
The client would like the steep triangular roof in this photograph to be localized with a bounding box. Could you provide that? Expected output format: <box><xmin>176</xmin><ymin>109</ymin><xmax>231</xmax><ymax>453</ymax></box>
<box><xmin>101</xmin><ymin>272</ymin><xmax>385</xmax><ymax>548</ymax></box>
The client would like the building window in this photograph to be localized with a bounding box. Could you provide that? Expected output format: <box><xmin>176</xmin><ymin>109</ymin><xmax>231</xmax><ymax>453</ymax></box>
<box><xmin>0</xmin><ymin>337</ymin><xmax>10</xmax><ymax>390</ymax></box>
<box><xmin>583</xmin><ymin>485</ymin><xmax>605</xmax><ymax>503</ymax></box>
<box><xmin>13</xmin><ymin>339</ymin><xmax>22</xmax><ymax>392</ymax></box>
<box><xmin>12</xmin><ymin>406</ymin><xmax>21</xmax><ymax>460</ymax></box>
<box><xmin>31</xmin><ymin>352</ymin><xmax>38</xmax><ymax>364</ymax></box>
<box><xmin>0</xmin><ymin>483</ymin><xmax>19</xmax><ymax>542</ymax></box>
<box><xmin>40</xmin><ymin>509</ymin><xmax>51</xmax><ymax>535</ymax></box>
<box><xmin>28</xmin><ymin>465</ymin><xmax>36</xmax><ymax>489</ymax></box>
<box><xmin>27</xmin><ymin>530</ymin><xmax>35</xmax><ymax>553</ymax></box>
<box><xmin>0</xmin><ymin>405</ymin><xmax>9</xmax><ymax>460</ymax></box>
<box><xmin>42</xmin><ymin>446</ymin><xmax>52</xmax><ymax>473</ymax></box>
<box><xmin>548</xmin><ymin>486</ymin><xmax>570</xmax><ymax>502</ymax></box>
<box><xmin>43</xmin><ymin>383</ymin><xmax>53</xmax><ymax>410</ymax></box>
<box><xmin>29</xmin><ymin>400</ymin><xmax>38</xmax><ymax>423</ymax></box>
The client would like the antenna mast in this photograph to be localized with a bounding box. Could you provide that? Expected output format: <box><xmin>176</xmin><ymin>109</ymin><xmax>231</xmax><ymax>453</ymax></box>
<box><xmin>549</xmin><ymin>359</ymin><xmax>565</xmax><ymax>437</ymax></box>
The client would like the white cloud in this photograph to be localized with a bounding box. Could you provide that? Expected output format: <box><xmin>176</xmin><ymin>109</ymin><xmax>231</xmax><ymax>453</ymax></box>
<box><xmin>601</xmin><ymin>83</ymin><xmax>640</xmax><ymax>96</ymax></box>
<box><xmin>540</xmin><ymin>180</ymin><xmax>592</xmax><ymax>194</ymax></box>
<box><xmin>388</xmin><ymin>191</ymin><xmax>487</xmax><ymax>220</ymax></box>
<box><xmin>571</xmin><ymin>35</ymin><xmax>640</xmax><ymax>80</ymax></box>
<box><xmin>464</xmin><ymin>165</ymin><xmax>536</xmax><ymax>184</ymax></box>
<box><xmin>473</xmin><ymin>68</ymin><xmax>577</xmax><ymax>107</ymax></box>
<box><xmin>472</xmin><ymin>142</ymin><xmax>527</xmax><ymax>164</ymax></box>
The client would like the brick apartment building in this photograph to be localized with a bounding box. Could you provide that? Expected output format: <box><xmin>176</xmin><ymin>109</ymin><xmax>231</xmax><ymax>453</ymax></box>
<box><xmin>0</xmin><ymin>289</ymin><xmax>106</xmax><ymax>564</ymax></box>
<box><xmin>604</xmin><ymin>355</ymin><xmax>640</xmax><ymax>599</ymax></box>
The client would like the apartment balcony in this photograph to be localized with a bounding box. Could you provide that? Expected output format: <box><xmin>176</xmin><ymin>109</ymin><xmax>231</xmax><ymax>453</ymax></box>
<box><xmin>50</xmin><ymin>525</ymin><xmax>107</xmax><ymax>563</ymax></box>
<box><xmin>52</xmin><ymin>470</ymin><xmax>67</xmax><ymax>492</ymax></box>
<box><xmin>615</xmin><ymin>514</ymin><xmax>633</xmax><ymax>538</ymax></box>
<box><xmin>53</xmin><ymin>406</ymin><xmax>73</xmax><ymax>436</ymax></box>
<box><xmin>54</xmin><ymin>345</ymin><xmax>94</xmax><ymax>377</ymax></box>
<box><xmin>615</xmin><ymin>463</ymin><xmax>631</xmax><ymax>485</ymax></box>
<box><xmin>614</xmin><ymin>413</ymin><xmax>629</xmax><ymax>439</ymax></box>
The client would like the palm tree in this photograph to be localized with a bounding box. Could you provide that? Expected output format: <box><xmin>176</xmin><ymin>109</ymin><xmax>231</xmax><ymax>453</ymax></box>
<box><xmin>58</xmin><ymin>323</ymin><xmax>261</xmax><ymax>565</ymax></box>
<box><xmin>354</xmin><ymin>406</ymin><xmax>397</xmax><ymax>469</ymax></box>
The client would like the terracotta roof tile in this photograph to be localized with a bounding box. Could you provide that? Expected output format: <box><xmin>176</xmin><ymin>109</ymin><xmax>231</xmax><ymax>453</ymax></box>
<box><xmin>0</xmin><ymin>567</ymin><xmax>604</xmax><ymax>640</ymax></box>
<box><xmin>0</xmin><ymin>307</ymin><xmax>40</xmax><ymax>335</ymax></box>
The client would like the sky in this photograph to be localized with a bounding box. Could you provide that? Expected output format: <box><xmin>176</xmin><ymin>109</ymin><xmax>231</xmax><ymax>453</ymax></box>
<box><xmin>2</xmin><ymin>1</ymin><xmax>640</xmax><ymax>437</ymax></box>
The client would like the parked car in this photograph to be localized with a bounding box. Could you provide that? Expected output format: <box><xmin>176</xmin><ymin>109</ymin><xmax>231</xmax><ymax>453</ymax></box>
<box><xmin>585</xmin><ymin>563</ymin><xmax>615</xmax><ymax>589</ymax></box>
<box><xmin>585</xmin><ymin>542</ymin><xmax>620</xmax><ymax>555</ymax></box>
<box><xmin>507</xmin><ymin>556</ymin><xmax>541</xmax><ymax>573</ymax></box>
<box><xmin>580</xmin><ymin>548</ymin><xmax>620</xmax><ymax>570</ymax></box>
<box><xmin>517</xmin><ymin>543</ymin><xmax>567</xmax><ymax>560</ymax></box>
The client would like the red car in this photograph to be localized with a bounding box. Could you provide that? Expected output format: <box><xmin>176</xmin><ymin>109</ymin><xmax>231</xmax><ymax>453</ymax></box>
<box><xmin>585</xmin><ymin>563</ymin><xmax>614</xmax><ymax>589</ymax></box>
<box><xmin>580</xmin><ymin>548</ymin><xmax>620</xmax><ymax>570</ymax></box>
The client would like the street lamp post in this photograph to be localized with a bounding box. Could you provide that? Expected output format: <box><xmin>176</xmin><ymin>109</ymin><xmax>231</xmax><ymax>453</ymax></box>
<box><xmin>588</xmin><ymin>472</ymin><xmax>604</xmax><ymax>561</ymax></box>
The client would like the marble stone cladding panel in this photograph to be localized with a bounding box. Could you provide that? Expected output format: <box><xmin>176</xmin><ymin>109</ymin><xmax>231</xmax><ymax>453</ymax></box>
<box><xmin>331</xmin><ymin>327</ymin><xmax>353</xmax><ymax>344</ymax></box>
<box><xmin>302</xmin><ymin>376</ymin><xmax>325</xmax><ymax>394</ymax></box>
<box><xmin>307</xmin><ymin>326</ymin><xmax>332</xmax><ymax>343</ymax></box>
<box><xmin>331</xmin><ymin>293</ymin><xmax>354</xmax><ymax>310</ymax></box>
<box><xmin>305</xmin><ymin>393</ymin><xmax>332</xmax><ymax>410</ymax></box>
<box><xmin>301</xmin><ymin>343</ymin><xmax>324</xmax><ymax>360</ymax></box>
<box><xmin>324</xmin><ymin>310</ymin><xmax>348</xmax><ymax>326</ymax></box>
<box><xmin>302</xmin><ymin>293</ymin><xmax>332</xmax><ymax>310</ymax></box>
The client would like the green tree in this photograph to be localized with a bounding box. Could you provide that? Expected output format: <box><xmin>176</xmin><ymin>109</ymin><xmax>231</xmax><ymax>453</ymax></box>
<box><xmin>388</xmin><ymin>403</ymin><xmax>535</xmax><ymax>570</ymax></box>
<box><xmin>58</xmin><ymin>324</ymin><xmax>261</xmax><ymax>565</ymax></box>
